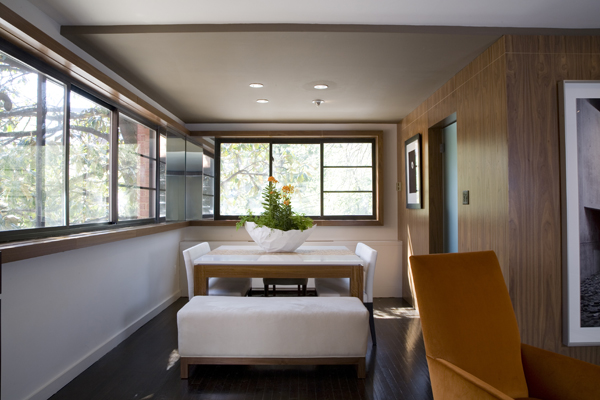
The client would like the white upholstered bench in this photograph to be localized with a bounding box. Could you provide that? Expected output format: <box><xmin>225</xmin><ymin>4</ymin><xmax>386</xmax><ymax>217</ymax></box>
<box><xmin>177</xmin><ymin>296</ymin><xmax>369</xmax><ymax>378</ymax></box>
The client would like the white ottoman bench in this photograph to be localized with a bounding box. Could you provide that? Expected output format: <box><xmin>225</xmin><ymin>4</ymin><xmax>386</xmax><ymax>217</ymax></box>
<box><xmin>177</xmin><ymin>296</ymin><xmax>369</xmax><ymax>378</ymax></box>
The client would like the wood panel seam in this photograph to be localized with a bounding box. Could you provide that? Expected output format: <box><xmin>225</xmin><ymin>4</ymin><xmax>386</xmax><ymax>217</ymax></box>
<box><xmin>399</xmin><ymin>52</ymin><xmax>506</xmax><ymax>132</ymax></box>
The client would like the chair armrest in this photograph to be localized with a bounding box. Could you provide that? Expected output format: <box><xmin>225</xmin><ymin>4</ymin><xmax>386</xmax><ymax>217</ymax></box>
<box><xmin>427</xmin><ymin>356</ymin><xmax>513</xmax><ymax>400</ymax></box>
<box><xmin>521</xmin><ymin>343</ymin><xmax>600</xmax><ymax>400</ymax></box>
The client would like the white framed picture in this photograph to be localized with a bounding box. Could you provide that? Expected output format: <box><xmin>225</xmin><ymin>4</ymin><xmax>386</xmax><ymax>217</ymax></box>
<box><xmin>559</xmin><ymin>80</ymin><xmax>600</xmax><ymax>346</ymax></box>
<box><xmin>405</xmin><ymin>133</ymin><xmax>422</xmax><ymax>209</ymax></box>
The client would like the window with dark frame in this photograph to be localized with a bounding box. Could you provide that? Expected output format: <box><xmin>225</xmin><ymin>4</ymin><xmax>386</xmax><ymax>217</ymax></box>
<box><xmin>117</xmin><ymin>113</ymin><xmax>158</xmax><ymax>221</ymax></box>
<box><xmin>215</xmin><ymin>138</ymin><xmax>376</xmax><ymax>220</ymax></box>
<box><xmin>0</xmin><ymin>44</ymin><xmax>167</xmax><ymax>242</ymax></box>
<box><xmin>202</xmin><ymin>152</ymin><xmax>215</xmax><ymax>219</ymax></box>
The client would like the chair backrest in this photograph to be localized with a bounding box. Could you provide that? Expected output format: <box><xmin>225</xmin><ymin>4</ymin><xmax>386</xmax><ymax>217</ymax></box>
<box><xmin>409</xmin><ymin>251</ymin><xmax>528</xmax><ymax>399</ymax></box>
<box><xmin>355</xmin><ymin>243</ymin><xmax>377</xmax><ymax>303</ymax></box>
<box><xmin>182</xmin><ymin>242</ymin><xmax>211</xmax><ymax>298</ymax></box>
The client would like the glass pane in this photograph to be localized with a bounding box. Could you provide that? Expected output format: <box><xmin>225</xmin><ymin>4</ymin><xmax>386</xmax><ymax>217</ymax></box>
<box><xmin>159</xmin><ymin>190</ymin><xmax>166</xmax><ymax>218</ymax></box>
<box><xmin>186</xmin><ymin>176</ymin><xmax>202</xmax><ymax>220</ymax></box>
<box><xmin>272</xmin><ymin>143</ymin><xmax>320</xmax><ymax>216</ymax></box>
<box><xmin>44</xmin><ymin>80</ymin><xmax>66</xmax><ymax>227</ymax></box>
<box><xmin>324</xmin><ymin>168</ymin><xmax>373</xmax><ymax>191</ymax></box>
<box><xmin>202</xmin><ymin>194</ymin><xmax>214</xmax><ymax>217</ymax></box>
<box><xmin>118</xmin><ymin>115</ymin><xmax>156</xmax><ymax>221</ymax></box>
<box><xmin>324</xmin><ymin>193</ymin><xmax>373</xmax><ymax>216</ymax></box>
<box><xmin>220</xmin><ymin>142</ymin><xmax>269</xmax><ymax>215</ymax></box>
<box><xmin>0</xmin><ymin>53</ymin><xmax>66</xmax><ymax>230</ymax></box>
<box><xmin>166</xmin><ymin>132</ymin><xmax>185</xmax><ymax>221</ymax></box>
<box><xmin>186</xmin><ymin>141</ymin><xmax>203</xmax><ymax>174</ymax></box>
<box><xmin>186</xmin><ymin>141</ymin><xmax>203</xmax><ymax>220</ymax></box>
<box><xmin>118</xmin><ymin>114</ymin><xmax>155</xmax><ymax>158</ymax></box>
<box><xmin>203</xmin><ymin>153</ymin><xmax>214</xmax><ymax>176</ymax></box>
<box><xmin>159</xmin><ymin>162</ymin><xmax>166</xmax><ymax>190</ymax></box>
<box><xmin>119</xmin><ymin>150</ymin><xmax>156</xmax><ymax>190</ymax></box>
<box><xmin>118</xmin><ymin>187</ymin><xmax>155</xmax><ymax>220</ymax></box>
<box><xmin>159</xmin><ymin>133</ymin><xmax>166</xmax><ymax>163</ymax></box>
<box><xmin>69</xmin><ymin>91</ymin><xmax>110</xmax><ymax>225</ymax></box>
<box><xmin>324</xmin><ymin>142</ymin><xmax>372</xmax><ymax>166</ymax></box>
<box><xmin>203</xmin><ymin>175</ymin><xmax>214</xmax><ymax>196</ymax></box>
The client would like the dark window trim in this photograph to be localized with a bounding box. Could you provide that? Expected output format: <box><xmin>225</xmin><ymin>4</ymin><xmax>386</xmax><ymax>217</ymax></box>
<box><xmin>0</xmin><ymin>40</ymin><xmax>166</xmax><ymax>243</ymax></box>
<box><xmin>214</xmin><ymin>137</ymin><xmax>377</xmax><ymax>220</ymax></box>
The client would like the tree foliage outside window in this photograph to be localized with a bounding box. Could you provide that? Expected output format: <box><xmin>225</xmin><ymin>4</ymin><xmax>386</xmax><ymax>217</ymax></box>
<box><xmin>218</xmin><ymin>140</ymin><xmax>375</xmax><ymax>219</ymax></box>
<box><xmin>68</xmin><ymin>91</ymin><xmax>111</xmax><ymax>225</ymax></box>
<box><xmin>219</xmin><ymin>142</ymin><xmax>269</xmax><ymax>215</ymax></box>
<box><xmin>0</xmin><ymin>52</ymin><xmax>65</xmax><ymax>231</ymax></box>
<box><xmin>273</xmin><ymin>143</ymin><xmax>320</xmax><ymax>216</ymax></box>
<box><xmin>1</xmin><ymin>49</ymin><xmax>163</xmax><ymax>235</ymax></box>
<box><xmin>323</xmin><ymin>141</ymin><xmax>373</xmax><ymax>216</ymax></box>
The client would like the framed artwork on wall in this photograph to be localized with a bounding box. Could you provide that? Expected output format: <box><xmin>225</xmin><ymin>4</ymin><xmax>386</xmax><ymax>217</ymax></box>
<box><xmin>405</xmin><ymin>133</ymin><xmax>422</xmax><ymax>209</ymax></box>
<box><xmin>559</xmin><ymin>80</ymin><xmax>600</xmax><ymax>346</ymax></box>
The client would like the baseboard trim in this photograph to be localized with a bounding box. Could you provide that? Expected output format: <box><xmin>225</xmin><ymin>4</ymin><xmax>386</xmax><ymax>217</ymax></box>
<box><xmin>25</xmin><ymin>291</ymin><xmax>181</xmax><ymax>400</ymax></box>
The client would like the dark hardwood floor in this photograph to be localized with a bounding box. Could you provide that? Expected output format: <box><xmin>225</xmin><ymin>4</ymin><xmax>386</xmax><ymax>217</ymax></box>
<box><xmin>50</xmin><ymin>297</ymin><xmax>432</xmax><ymax>400</ymax></box>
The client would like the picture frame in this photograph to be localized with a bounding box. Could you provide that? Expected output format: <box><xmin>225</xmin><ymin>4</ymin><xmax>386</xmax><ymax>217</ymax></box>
<box><xmin>405</xmin><ymin>133</ymin><xmax>422</xmax><ymax>209</ymax></box>
<box><xmin>559</xmin><ymin>80</ymin><xmax>600</xmax><ymax>346</ymax></box>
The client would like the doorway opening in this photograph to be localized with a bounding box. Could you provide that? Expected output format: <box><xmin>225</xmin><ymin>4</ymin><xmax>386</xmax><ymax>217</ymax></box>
<box><xmin>428</xmin><ymin>113</ymin><xmax>457</xmax><ymax>254</ymax></box>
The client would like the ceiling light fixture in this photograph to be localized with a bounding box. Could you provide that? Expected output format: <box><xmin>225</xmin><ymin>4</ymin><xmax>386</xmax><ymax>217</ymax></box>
<box><xmin>313</xmin><ymin>99</ymin><xmax>324</xmax><ymax>107</ymax></box>
<box><xmin>256</xmin><ymin>99</ymin><xmax>269</xmax><ymax>103</ymax></box>
<box><xmin>249</xmin><ymin>83</ymin><xmax>264</xmax><ymax>88</ymax></box>
<box><xmin>314</xmin><ymin>84</ymin><xmax>328</xmax><ymax>90</ymax></box>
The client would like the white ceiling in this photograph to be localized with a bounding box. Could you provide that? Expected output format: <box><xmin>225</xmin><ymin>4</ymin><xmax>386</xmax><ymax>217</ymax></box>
<box><xmin>29</xmin><ymin>0</ymin><xmax>600</xmax><ymax>28</ymax></box>
<box><xmin>24</xmin><ymin>0</ymin><xmax>600</xmax><ymax>123</ymax></box>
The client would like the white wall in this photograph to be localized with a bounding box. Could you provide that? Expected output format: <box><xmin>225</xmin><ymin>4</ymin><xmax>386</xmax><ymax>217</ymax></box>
<box><xmin>1</xmin><ymin>229</ymin><xmax>184</xmax><ymax>400</ymax></box>
<box><xmin>183</xmin><ymin>123</ymin><xmax>402</xmax><ymax>297</ymax></box>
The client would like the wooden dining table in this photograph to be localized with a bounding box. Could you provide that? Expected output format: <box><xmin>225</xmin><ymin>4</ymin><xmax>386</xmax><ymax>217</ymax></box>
<box><xmin>193</xmin><ymin>245</ymin><xmax>364</xmax><ymax>299</ymax></box>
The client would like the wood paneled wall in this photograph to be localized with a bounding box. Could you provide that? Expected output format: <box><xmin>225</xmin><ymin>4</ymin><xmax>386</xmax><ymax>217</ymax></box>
<box><xmin>505</xmin><ymin>35</ymin><xmax>600</xmax><ymax>364</ymax></box>
<box><xmin>398</xmin><ymin>34</ymin><xmax>600</xmax><ymax>365</ymax></box>
<box><xmin>398</xmin><ymin>37</ymin><xmax>509</xmax><ymax>303</ymax></box>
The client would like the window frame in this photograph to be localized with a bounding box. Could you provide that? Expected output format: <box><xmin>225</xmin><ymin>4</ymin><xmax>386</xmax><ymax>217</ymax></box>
<box><xmin>202</xmin><ymin>150</ymin><xmax>215</xmax><ymax>219</ymax></box>
<box><xmin>116</xmin><ymin>110</ymin><xmax>161</xmax><ymax>223</ymax></box>
<box><xmin>0</xmin><ymin>39</ymin><xmax>167</xmax><ymax>243</ymax></box>
<box><xmin>214</xmin><ymin>137</ymin><xmax>378</xmax><ymax>221</ymax></box>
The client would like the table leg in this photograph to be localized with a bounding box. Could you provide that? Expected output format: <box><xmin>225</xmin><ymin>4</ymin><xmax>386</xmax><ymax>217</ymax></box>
<box><xmin>195</xmin><ymin>264</ymin><xmax>208</xmax><ymax>296</ymax></box>
<box><xmin>350</xmin><ymin>265</ymin><xmax>363</xmax><ymax>299</ymax></box>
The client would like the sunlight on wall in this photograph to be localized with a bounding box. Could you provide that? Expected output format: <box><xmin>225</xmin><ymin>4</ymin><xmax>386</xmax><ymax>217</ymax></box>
<box><xmin>407</xmin><ymin>225</ymin><xmax>419</xmax><ymax>312</ymax></box>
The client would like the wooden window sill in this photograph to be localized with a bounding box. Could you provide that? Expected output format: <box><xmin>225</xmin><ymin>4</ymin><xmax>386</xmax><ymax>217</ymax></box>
<box><xmin>189</xmin><ymin>220</ymin><xmax>383</xmax><ymax>227</ymax></box>
<box><xmin>0</xmin><ymin>221</ymin><xmax>190</xmax><ymax>263</ymax></box>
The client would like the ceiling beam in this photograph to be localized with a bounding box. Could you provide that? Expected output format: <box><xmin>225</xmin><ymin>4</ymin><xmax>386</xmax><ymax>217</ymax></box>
<box><xmin>61</xmin><ymin>23</ymin><xmax>600</xmax><ymax>36</ymax></box>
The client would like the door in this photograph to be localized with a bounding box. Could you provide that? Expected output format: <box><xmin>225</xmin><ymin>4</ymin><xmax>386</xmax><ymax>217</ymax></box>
<box><xmin>443</xmin><ymin>122</ymin><xmax>458</xmax><ymax>253</ymax></box>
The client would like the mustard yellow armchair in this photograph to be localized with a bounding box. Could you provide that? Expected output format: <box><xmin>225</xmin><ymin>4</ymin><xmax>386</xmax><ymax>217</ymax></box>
<box><xmin>409</xmin><ymin>251</ymin><xmax>600</xmax><ymax>400</ymax></box>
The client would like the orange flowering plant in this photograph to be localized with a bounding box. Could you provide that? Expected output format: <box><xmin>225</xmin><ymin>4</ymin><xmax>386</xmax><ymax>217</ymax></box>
<box><xmin>236</xmin><ymin>176</ymin><xmax>314</xmax><ymax>232</ymax></box>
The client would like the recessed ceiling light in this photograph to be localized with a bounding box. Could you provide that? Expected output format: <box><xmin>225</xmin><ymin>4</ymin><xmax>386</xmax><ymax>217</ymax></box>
<box><xmin>249</xmin><ymin>83</ymin><xmax>264</xmax><ymax>88</ymax></box>
<box><xmin>256</xmin><ymin>99</ymin><xmax>269</xmax><ymax>103</ymax></box>
<box><xmin>314</xmin><ymin>84</ymin><xmax>328</xmax><ymax>90</ymax></box>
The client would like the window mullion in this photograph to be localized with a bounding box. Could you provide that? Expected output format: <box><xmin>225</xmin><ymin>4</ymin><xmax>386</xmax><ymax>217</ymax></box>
<box><xmin>155</xmin><ymin>127</ymin><xmax>162</xmax><ymax>221</ymax></box>
<box><xmin>269</xmin><ymin>143</ymin><xmax>273</xmax><ymax>177</ymax></box>
<box><xmin>109</xmin><ymin>109</ymin><xmax>119</xmax><ymax>223</ymax></box>
<box><xmin>320</xmin><ymin>142</ymin><xmax>324</xmax><ymax>218</ymax></box>
<box><xmin>64</xmin><ymin>83</ymin><xmax>71</xmax><ymax>227</ymax></box>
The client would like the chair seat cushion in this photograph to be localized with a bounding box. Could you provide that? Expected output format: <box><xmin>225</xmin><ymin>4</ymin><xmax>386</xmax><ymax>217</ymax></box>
<box><xmin>315</xmin><ymin>278</ymin><xmax>367</xmax><ymax>302</ymax></box>
<box><xmin>208</xmin><ymin>277</ymin><xmax>251</xmax><ymax>296</ymax></box>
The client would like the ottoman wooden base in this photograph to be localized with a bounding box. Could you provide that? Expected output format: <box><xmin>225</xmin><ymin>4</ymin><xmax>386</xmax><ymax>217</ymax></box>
<box><xmin>180</xmin><ymin>356</ymin><xmax>366</xmax><ymax>378</ymax></box>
